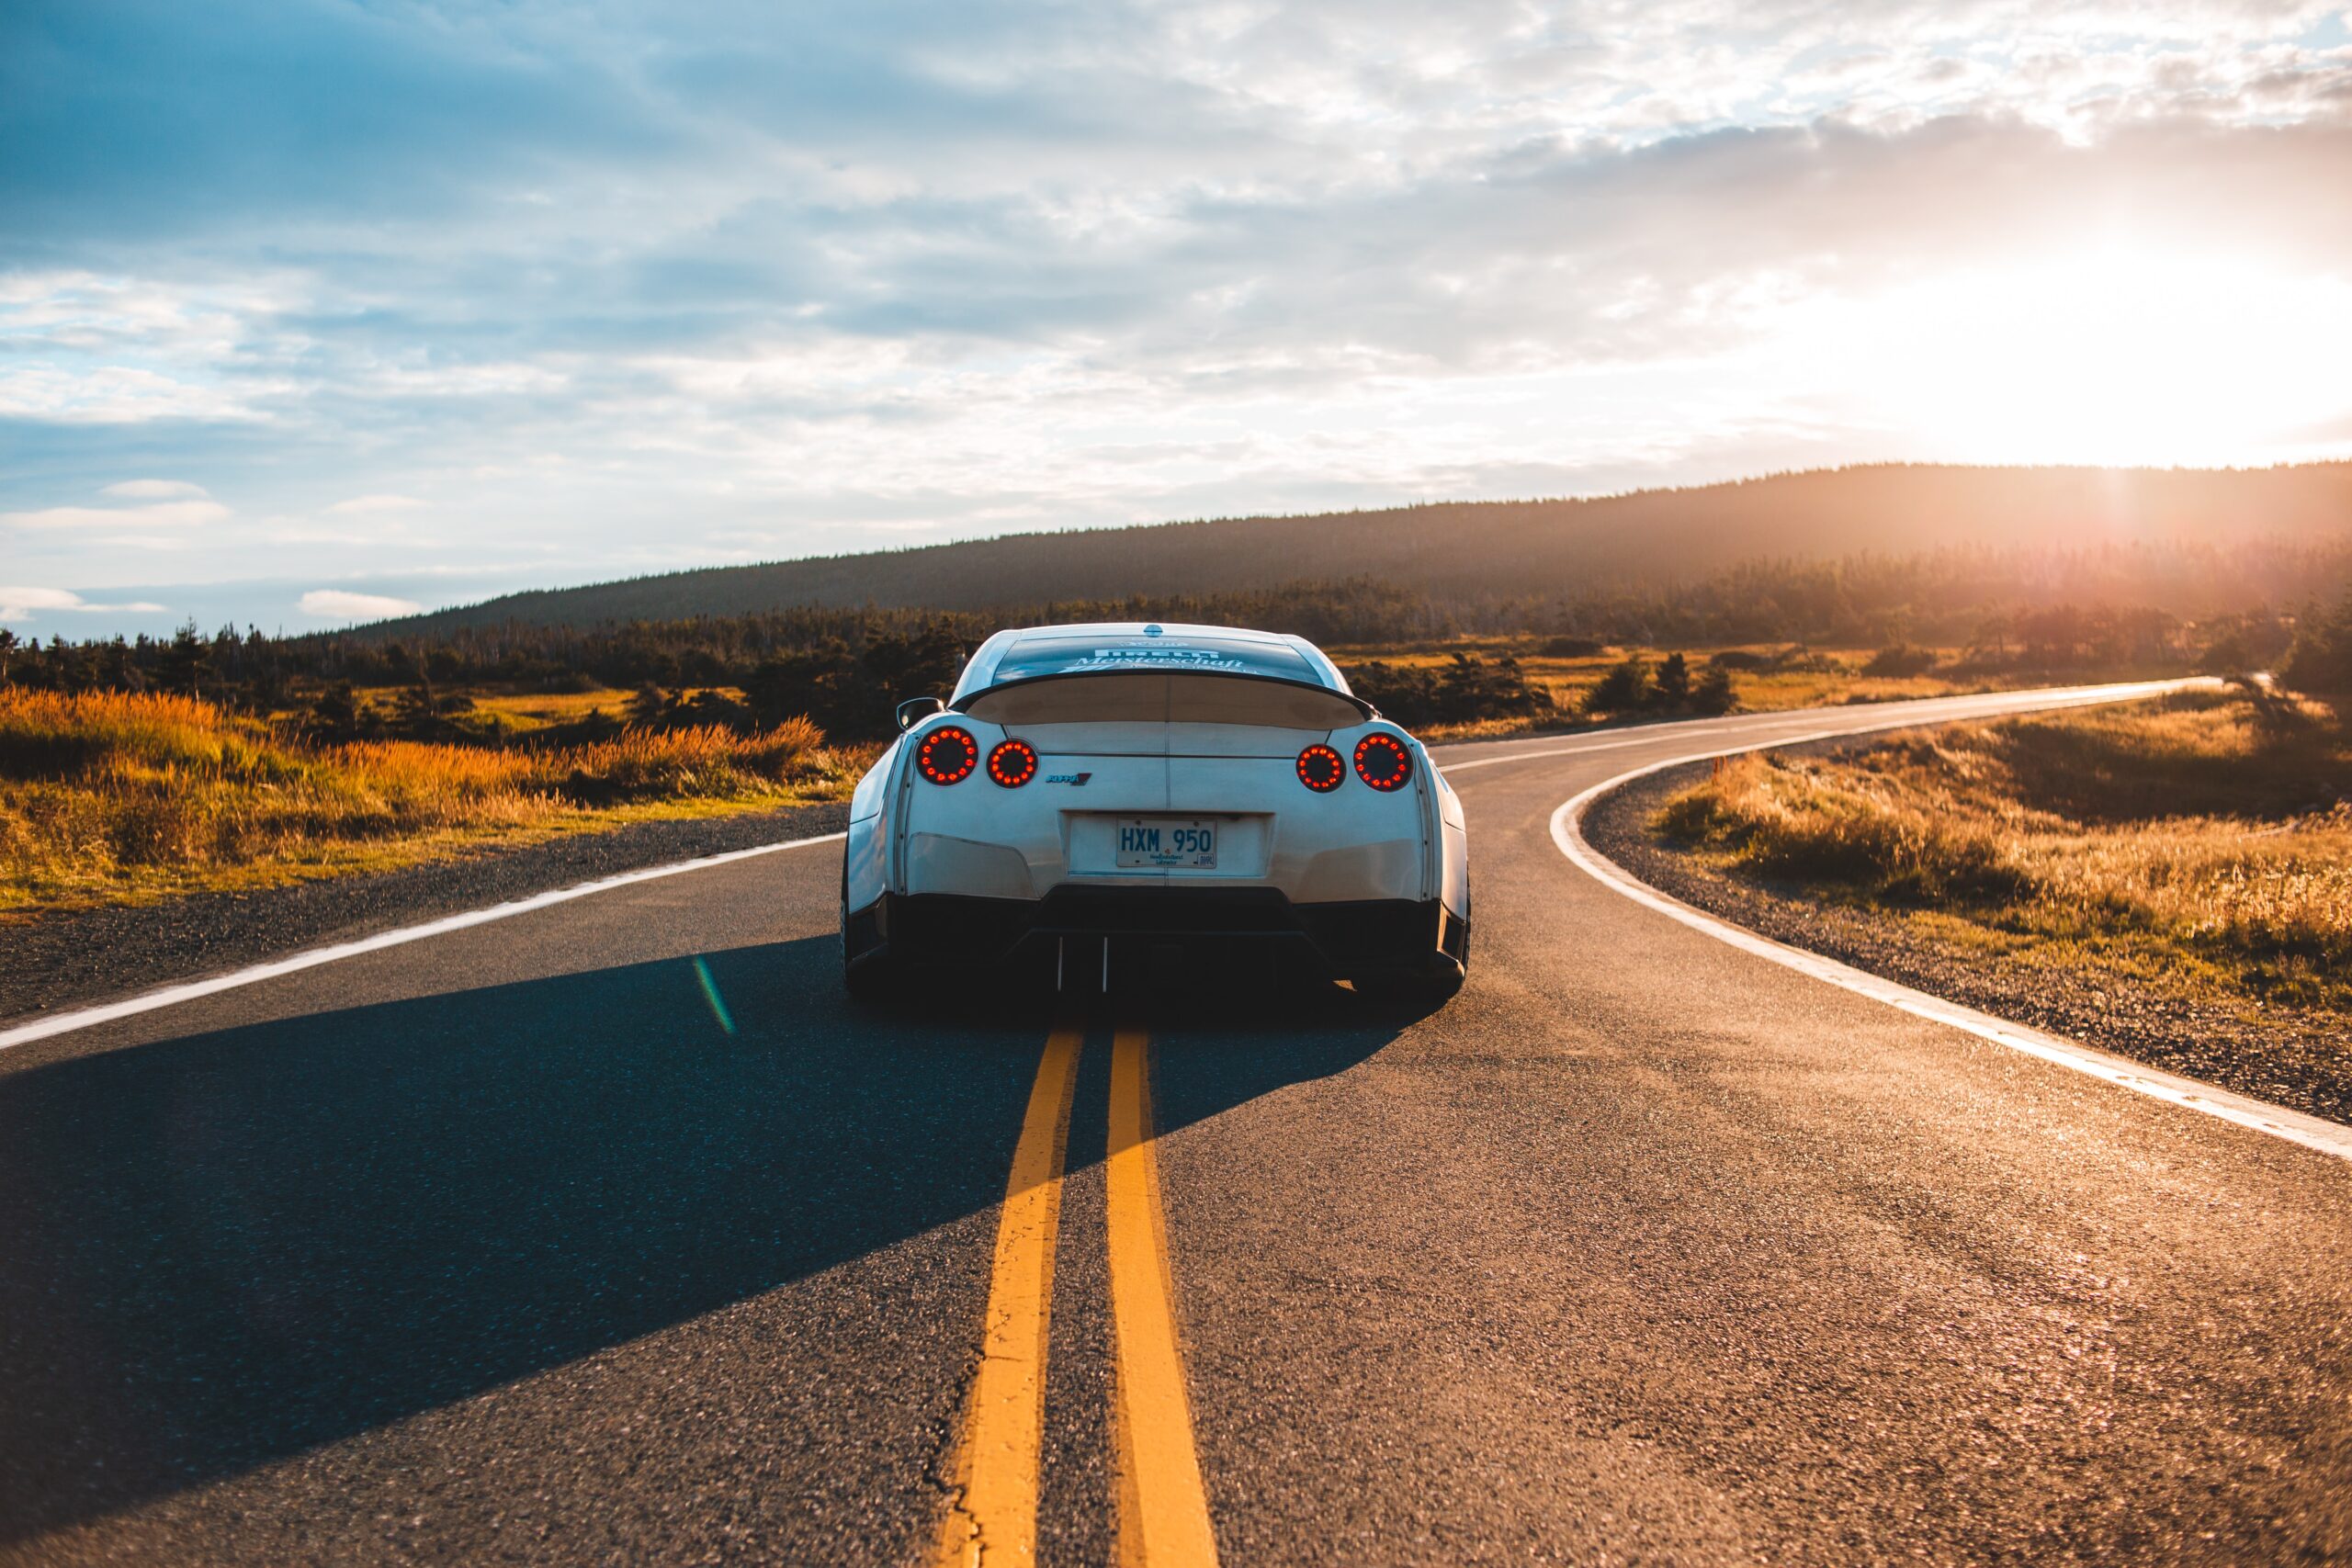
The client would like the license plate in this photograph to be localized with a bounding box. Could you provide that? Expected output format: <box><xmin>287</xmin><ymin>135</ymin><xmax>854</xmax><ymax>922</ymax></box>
<box><xmin>1114</xmin><ymin>818</ymin><xmax>1216</xmax><ymax>869</ymax></box>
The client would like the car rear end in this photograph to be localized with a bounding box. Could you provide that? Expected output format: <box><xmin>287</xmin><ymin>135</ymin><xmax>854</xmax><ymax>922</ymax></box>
<box><xmin>842</xmin><ymin>631</ymin><xmax>1467</xmax><ymax>995</ymax></box>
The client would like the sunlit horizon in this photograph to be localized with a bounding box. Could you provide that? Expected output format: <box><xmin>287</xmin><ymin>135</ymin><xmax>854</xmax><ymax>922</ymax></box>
<box><xmin>6</xmin><ymin>1</ymin><xmax>2351</xmax><ymax>637</ymax></box>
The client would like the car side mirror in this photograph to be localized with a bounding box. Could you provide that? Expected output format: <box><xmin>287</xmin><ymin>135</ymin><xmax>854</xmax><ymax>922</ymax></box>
<box><xmin>896</xmin><ymin>695</ymin><xmax>946</xmax><ymax>732</ymax></box>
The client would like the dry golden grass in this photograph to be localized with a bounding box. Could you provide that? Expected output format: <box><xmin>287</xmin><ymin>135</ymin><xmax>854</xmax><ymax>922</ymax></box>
<box><xmin>1655</xmin><ymin>690</ymin><xmax>2352</xmax><ymax>1011</ymax></box>
<box><xmin>451</xmin><ymin>686</ymin><xmax>645</xmax><ymax>728</ymax></box>
<box><xmin>0</xmin><ymin>689</ymin><xmax>860</xmax><ymax>915</ymax></box>
<box><xmin>1329</xmin><ymin>639</ymin><xmax>2083</xmax><ymax>741</ymax></box>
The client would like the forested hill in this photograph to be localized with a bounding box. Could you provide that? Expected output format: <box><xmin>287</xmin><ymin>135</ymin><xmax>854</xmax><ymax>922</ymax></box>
<box><xmin>368</xmin><ymin>462</ymin><xmax>2352</xmax><ymax>635</ymax></box>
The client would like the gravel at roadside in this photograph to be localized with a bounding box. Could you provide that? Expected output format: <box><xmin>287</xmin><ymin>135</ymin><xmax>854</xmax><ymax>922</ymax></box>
<box><xmin>0</xmin><ymin>803</ymin><xmax>850</xmax><ymax>1028</ymax></box>
<box><xmin>1585</xmin><ymin>761</ymin><xmax>2352</xmax><ymax>1128</ymax></box>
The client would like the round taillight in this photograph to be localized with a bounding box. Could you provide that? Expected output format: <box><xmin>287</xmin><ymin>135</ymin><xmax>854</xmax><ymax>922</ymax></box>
<box><xmin>988</xmin><ymin>739</ymin><xmax>1038</xmax><ymax>788</ymax></box>
<box><xmin>916</xmin><ymin>725</ymin><xmax>978</xmax><ymax>784</ymax></box>
<box><xmin>1353</xmin><ymin>732</ymin><xmax>1412</xmax><ymax>792</ymax></box>
<box><xmin>1296</xmin><ymin>743</ymin><xmax>1345</xmax><ymax>793</ymax></box>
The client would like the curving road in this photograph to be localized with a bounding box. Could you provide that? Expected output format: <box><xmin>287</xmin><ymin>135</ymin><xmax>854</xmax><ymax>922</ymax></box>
<box><xmin>3</xmin><ymin>687</ymin><xmax>2348</xmax><ymax>1565</ymax></box>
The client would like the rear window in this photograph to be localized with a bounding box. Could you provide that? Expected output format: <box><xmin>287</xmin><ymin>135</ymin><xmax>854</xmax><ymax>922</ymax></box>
<box><xmin>986</xmin><ymin>632</ymin><xmax>1320</xmax><ymax>686</ymax></box>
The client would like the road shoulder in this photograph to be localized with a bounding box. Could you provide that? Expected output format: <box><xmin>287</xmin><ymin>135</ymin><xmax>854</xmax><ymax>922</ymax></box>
<box><xmin>1585</xmin><ymin>761</ymin><xmax>2352</xmax><ymax>1129</ymax></box>
<box><xmin>0</xmin><ymin>801</ymin><xmax>849</xmax><ymax>1027</ymax></box>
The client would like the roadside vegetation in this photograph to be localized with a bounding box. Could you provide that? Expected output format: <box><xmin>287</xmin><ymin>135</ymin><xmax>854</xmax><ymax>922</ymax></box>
<box><xmin>1650</xmin><ymin>676</ymin><xmax>2352</xmax><ymax>1023</ymax></box>
<box><xmin>0</xmin><ymin>689</ymin><xmax>861</xmax><ymax>914</ymax></box>
<box><xmin>1336</xmin><ymin>637</ymin><xmax>2060</xmax><ymax>739</ymax></box>
<box><xmin>5</xmin><ymin>566</ymin><xmax>2336</xmax><ymax>917</ymax></box>
<box><xmin>5</xmin><ymin>538</ymin><xmax>2301</xmax><ymax>744</ymax></box>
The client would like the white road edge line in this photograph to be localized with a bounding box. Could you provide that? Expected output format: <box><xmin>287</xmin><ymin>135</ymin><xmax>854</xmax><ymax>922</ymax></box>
<box><xmin>1436</xmin><ymin>680</ymin><xmax>2211</xmax><ymax>774</ymax></box>
<box><xmin>1542</xmin><ymin>702</ymin><xmax>2352</xmax><ymax>1165</ymax></box>
<box><xmin>0</xmin><ymin>831</ymin><xmax>848</xmax><ymax>1052</ymax></box>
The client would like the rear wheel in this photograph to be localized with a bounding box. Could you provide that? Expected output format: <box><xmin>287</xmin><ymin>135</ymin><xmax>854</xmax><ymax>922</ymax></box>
<box><xmin>841</xmin><ymin>868</ymin><xmax>896</xmax><ymax>1001</ymax></box>
<box><xmin>1354</xmin><ymin>913</ymin><xmax>1468</xmax><ymax>1010</ymax></box>
<box><xmin>1354</xmin><ymin>956</ymin><xmax>1465</xmax><ymax>1010</ymax></box>
<box><xmin>842</xmin><ymin>949</ymin><xmax>896</xmax><ymax>1001</ymax></box>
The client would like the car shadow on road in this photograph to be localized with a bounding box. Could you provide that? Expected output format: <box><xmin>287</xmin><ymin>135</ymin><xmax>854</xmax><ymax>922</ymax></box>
<box><xmin>0</xmin><ymin>936</ymin><xmax>1404</xmax><ymax>1542</ymax></box>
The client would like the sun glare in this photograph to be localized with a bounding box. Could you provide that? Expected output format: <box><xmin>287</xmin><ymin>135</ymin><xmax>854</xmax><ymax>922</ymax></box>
<box><xmin>1804</xmin><ymin>249</ymin><xmax>2352</xmax><ymax>468</ymax></box>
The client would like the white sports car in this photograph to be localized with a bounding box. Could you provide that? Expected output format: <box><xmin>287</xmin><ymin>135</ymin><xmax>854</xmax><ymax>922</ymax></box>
<box><xmin>840</xmin><ymin>621</ymin><xmax>1470</xmax><ymax>1003</ymax></box>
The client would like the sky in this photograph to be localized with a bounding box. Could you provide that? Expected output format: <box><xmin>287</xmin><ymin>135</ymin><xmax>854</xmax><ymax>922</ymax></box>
<box><xmin>6</xmin><ymin>0</ymin><xmax>2352</xmax><ymax>638</ymax></box>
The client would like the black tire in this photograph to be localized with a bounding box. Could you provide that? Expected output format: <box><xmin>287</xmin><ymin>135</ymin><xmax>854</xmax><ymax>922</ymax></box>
<box><xmin>842</xmin><ymin>951</ymin><xmax>896</xmax><ymax>1001</ymax></box>
<box><xmin>1354</xmin><ymin>960</ymin><xmax>1465</xmax><ymax>1010</ymax></box>
<box><xmin>841</xmin><ymin>866</ymin><xmax>896</xmax><ymax>1001</ymax></box>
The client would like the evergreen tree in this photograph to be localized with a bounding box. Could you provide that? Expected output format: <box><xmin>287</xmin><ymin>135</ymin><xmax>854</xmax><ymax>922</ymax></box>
<box><xmin>1690</xmin><ymin>661</ymin><xmax>1736</xmax><ymax>716</ymax></box>
<box><xmin>163</xmin><ymin>622</ymin><xmax>210</xmax><ymax>697</ymax></box>
<box><xmin>1586</xmin><ymin>655</ymin><xmax>1651</xmax><ymax>715</ymax></box>
<box><xmin>2282</xmin><ymin>593</ymin><xmax>2352</xmax><ymax>695</ymax></box>
<box><xmin>628</xmin><ymin>681</ymin><xmax>673</xmax><ymax>727</ymax></box>
<box><xmin>1656</xmin><ymin>651</ymin><xmax>1690</xmax><ymax>706</ymax></box>
<box><xmin>310</xmin><ymin>681</ymin><xmax>363</xmax><ymax>739</ymax></box>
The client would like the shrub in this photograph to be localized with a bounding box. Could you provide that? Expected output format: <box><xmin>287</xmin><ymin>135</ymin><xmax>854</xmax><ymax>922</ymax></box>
<box><xmin>2197</xmin><ymin>632</ymin><xmax>2251</xmax><ymax>676</ymax></box>
<box><xmin>2282</xmin><ymin>594</ymin><xmax>2352</xmax><ymax>695</ymax></box>
<box><xmin>1656</xmin><ymin>652</ymin><xmax>1691</xmax><ymax>705</ymax></box>
<box><xmin>1341</xmin><ymin>653</ymin><xmax>1553</xmax><ymax>728</ymax></box>
<box><xmin>1584</xmin><ymin>655</ymin><xmax>1651</xmax><ymax>716</ymax></box>
<box><xmin>1690</xmin><ymin>661</ymin><xmax>1736</xmax><ymax>716</ymax></box>
<box><xmin>1862</xmin><ymin>644</ymin><xmax>1939</xmax><ymax>678</ymax></box>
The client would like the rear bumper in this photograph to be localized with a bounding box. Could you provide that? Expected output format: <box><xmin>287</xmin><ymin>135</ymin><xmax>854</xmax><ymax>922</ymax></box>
<box><xmin>845</xmin><ymin>886</ymin><xmax>1466</xmax><ymax>982</ymax></box>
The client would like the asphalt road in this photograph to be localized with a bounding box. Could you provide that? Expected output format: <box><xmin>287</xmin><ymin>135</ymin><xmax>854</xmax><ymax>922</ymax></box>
<box><xmin>4</xmin><ymin>689</ymin><xmax>2348</xmax><ymax>1565</ymax></box>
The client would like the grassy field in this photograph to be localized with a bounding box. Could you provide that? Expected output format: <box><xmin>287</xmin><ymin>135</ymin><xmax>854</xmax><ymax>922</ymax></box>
<box><xmin>0</xmin><ymin>640</ymin><xmax>2188</xmax><ymax>917</ymax></box>
<box><xmin>1651</xmin><ymin>688</ymin><xmax>2352</xmax><ymax>1017</ymax></box>
<box><xmin>326</xmin><ymin>640</ymin><xmax>2166</xmax><ymax>748</ymax></box>
<box><xmin>0</xmin><ymin>690</ymin><xmax>864</xmax><ymax>915</ymax></box>
<box><xmin>271</xmin><ymin>685</ymin><xmax>706</xmax><ymax>737</ymax></box>
<box><xmin>442</xmin><ymin>686</ymin><xmax>651</xmax><ymax>729</ymax></box>
<box><xmin>1329</xmin><ymin>638</ymin><xmax>2151</xmax><ymax>741</ymax></box>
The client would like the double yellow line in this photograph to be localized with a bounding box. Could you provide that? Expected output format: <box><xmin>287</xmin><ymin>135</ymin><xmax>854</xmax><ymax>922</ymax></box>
<box><xmin>934</xmin><ymin>1021</ymin><xmax>1219</xmax><ymax>1568</ymax></box>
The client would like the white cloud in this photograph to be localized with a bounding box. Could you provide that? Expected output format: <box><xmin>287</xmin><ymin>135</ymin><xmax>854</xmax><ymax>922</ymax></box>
<box><xmin>1</xmin><ymin>498</ymin><xmax>230</xmax><ymax>529</ymax></box>
<box><xmin>101</xmin><ymin>478</ymin><xmax>210</xmax><ymax>500</ymax></box>
<box><xmin>4</xmin><ymin>0</ymin><xmax>2351</xmax><ymax>606</ymax></box>
<box><xmin>0</xmin><ymin>586</ymin><xmax>168</xmax><ymax>620</ymax></box>
<box><xmin>298</xmin><ymin>589</ymin><xmax>424</xmax><ymax>620</ymax></box>
<box><xmin>324</xmin><ymin>493</ymin><xmax>429</xmax><ymax>514</ymax></box>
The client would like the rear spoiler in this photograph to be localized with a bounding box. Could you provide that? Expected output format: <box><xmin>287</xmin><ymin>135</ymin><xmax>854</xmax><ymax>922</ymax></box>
<box><xmin>955</xmin><ymin>670</ymin><xmax>1378</xmax><ymax>723</ymax></box>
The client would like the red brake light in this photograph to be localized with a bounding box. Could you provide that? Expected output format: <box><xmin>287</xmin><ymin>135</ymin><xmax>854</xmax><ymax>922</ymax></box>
<box><xmin>988</xmin><ymin>738</ymin><xmax>1038</xmax><ymax>787</ymax></box>
<box><xmin>916</xmin><ymin>725</ymin><xmax>978</xmax><ymax>784</ymax></box>
<box><xmin>1296</xmin><ymin>743</ymin><xmax>1345</xmax><ymax>792</ymax></box>
<box><xmin>1353</xmin><ymin>732</ymin><xmax>1412</xmax><ymax>791</ymax></box>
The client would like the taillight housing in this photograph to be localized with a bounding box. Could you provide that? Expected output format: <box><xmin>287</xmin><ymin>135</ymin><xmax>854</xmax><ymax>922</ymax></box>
<box><xmin>1296</xmin><ymin>743</ymin><xmax>1345</xmax><ymax>792</ymax></box>
<box><xmin>1353</xmin><ymin>732</ymin><xmax>1412</xmax><ymax>791</ymax></box>
<box><xmin>915</xmin><ymin>725</ymin><xmax>978</xmax><ymax>784</ymax></box>
<box><xmin>988</xmin><ymin>738</ymin><xmax>1038</xmax><ymax>787</ymax></box>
